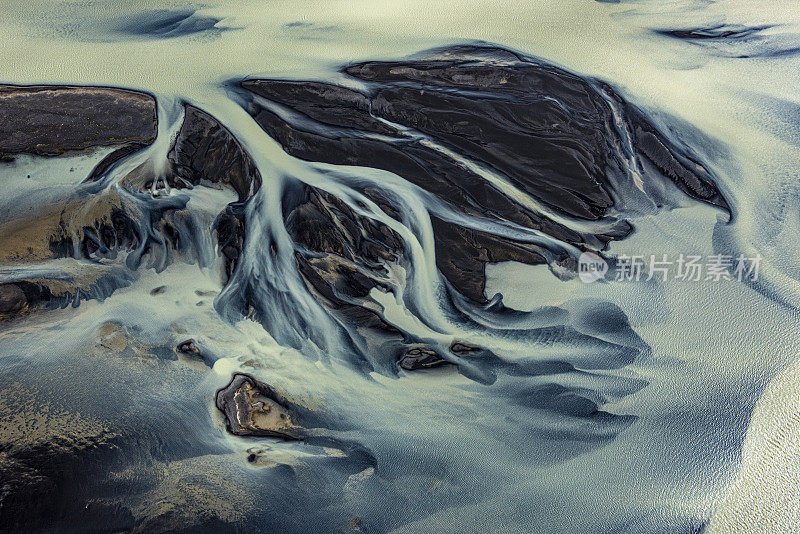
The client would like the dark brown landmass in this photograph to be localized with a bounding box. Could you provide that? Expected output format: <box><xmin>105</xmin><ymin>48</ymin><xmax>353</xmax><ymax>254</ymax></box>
<box><xmin>215</xmin><ymin>373</ymin><xmax>303</xmax><ymax>439</ymax></box>
<box><xmin>167</xmin><ymin>105</ymin><xmax>262</xmax><ymax>202</ymax></box>
<box><xmin>0</xmin><ymin>280</ymin><xmax>53</xmax><ymax>320</ymax></box>
<box><xmin>0</xmin><ymin>85</ymin><xmax>157</xmax><ymax>158</ymax></box>
<box><xmin>399</xmin><ymin>348</ymin><xmax>447</xmax><ymax>371</ymax></box>
<box><xmin>286</xmin><ymin>184</ymin><xmax>404</xmax><ymax>332</ymax></box>
<box><xmin>240</xmin><ymin>45</ymin><xmax>727</xmax><ymax>303</ymax></box>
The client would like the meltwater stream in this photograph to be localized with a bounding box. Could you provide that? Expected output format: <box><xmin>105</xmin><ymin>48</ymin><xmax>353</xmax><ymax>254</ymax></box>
<box><xmin>0</xmin><ymin>1</ymin><xmax>799</xmax><ymax>533</ymax></box>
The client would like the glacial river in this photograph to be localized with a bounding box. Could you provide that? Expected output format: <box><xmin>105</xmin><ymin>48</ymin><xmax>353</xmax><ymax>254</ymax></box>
<box><xmin>0</xmin><ymin>1</ymin><xmax>798</xmax><ymax>532</ymax></box>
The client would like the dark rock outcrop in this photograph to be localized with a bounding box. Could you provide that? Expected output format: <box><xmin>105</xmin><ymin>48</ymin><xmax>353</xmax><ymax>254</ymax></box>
<box><xmin>0</xmin><ymin>280</ymin><xmax>53</xmax><ymax>320</ymax></box>
<box><xmin>243</xmin><ymin>80</ymin><xmax>397</xmax><ymax>135</ymax></box>
<box><xmin>240</xmin><ymin>45</ymin><xmax>728</xmax><ymax>303</ymax></box>
<box><xmin>285</xmin><ymin>184</ymin><xmax>403</xmax><ymax>331</ymax></box>
<box><xmin>654</xmin><ymin>24</ymin><xmax>769</xmax><ymax>41</ymax></box>
<box><xmin>167</xmin><ymin>105</ymin><xmax>262</xmax><ymax>202</ymax></box>
<box><xmin>286</xmin><ymin>186</ymin><xmax>403</xmax><ymax>270</ymax></box>
<box><xmin>215</xmin><ymin>373</ymin><xmax>303</xmax><ymax>439</ymax></box>
<box><xmin>176</xmin><ymin>339</ymin><xmax>200</xmax><ymax>356</ymax></box>
<box><xmin>450</xmin><ymin>341</ymin><xmax>481</xmax><ymax>355</ymax></box>
<box><xmin>399</xmin><ymin>348</ymin><xmax>447</xmax><ymax>371</ymax></box>
<box><xmin>430</xmin><ymin>216</ymin><xmax>546</xmax><ymax>302</ymax></box>
<box><xmin>0</xmin><ymin>85</ymin><xmax>157</xmax><ymax>158</ymax></box>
